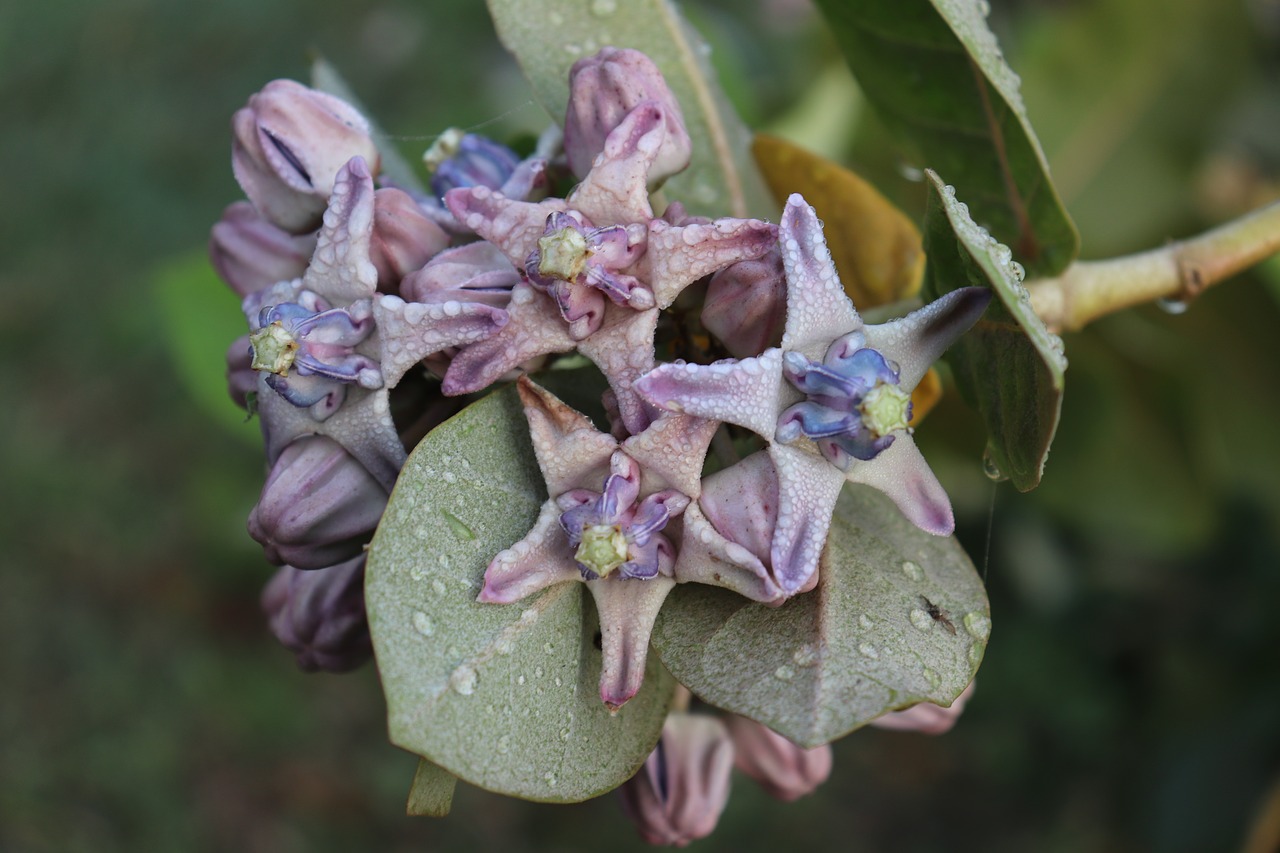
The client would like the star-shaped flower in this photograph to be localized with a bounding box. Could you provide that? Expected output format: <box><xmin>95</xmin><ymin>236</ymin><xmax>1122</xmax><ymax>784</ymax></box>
<box><xmin>243</xmin><ymin>156</ymin><xmax>509</xmax><ymax>489</ymax></box>
<box><xmin>478</xmin><ymin>376</ymin><xmax>716</xmax><ymax>710</ymax></box>
<box><xmin>636</xmin><ymin>194</ymin><xmax>991</xmax><ymax>597</ymax></box>
<box><xmin>444</xmin><ymin>103</ymin><xmax>776</xmax><ymax>434</ymax></box>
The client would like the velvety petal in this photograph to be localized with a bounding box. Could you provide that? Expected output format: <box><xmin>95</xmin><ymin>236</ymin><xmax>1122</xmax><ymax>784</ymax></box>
<box><xmin>371</xmin><ymin>293</ymin><xmax>507</xmax><ymax>387</ymax></box>
<box><xmin>768</xmin><ymin>443</ymin><xmax>847</xmax><ymax>595</ymax></box>
<box><xmin>862</xmin><ymin>286</ymin><xmax>992</xmax><ymax>389</ymax></box>
<box><xmin>778</xmin><ymin>194</ymin><xmax>862</xmax><ymax>358</ymax></box>
<box><xmin>621</xmin><ymin>411</ymin><xmax>718</xmax><ymax>498</ymax></box>
<box><xmin>478</xmin><ymin>502</ymin><xmax>581</xmax><ymax>604</ymax></box>
<box><xmin>398</xmin><ymin>240</ymin><xmax>519</xmax><ymax>308</ymax></box>
<box><xmin>302</xmin><ymin>156</ymin><xmax>379</xmax><ymax>305</ymax></box>
<box><xmin>587</xmin><ymin>573</ymin><xmax>676</xmax><ymax>710</ymax></box>
<box><xmin>646</xmin><ymin>216</ymin><xmax>779</xmax><ymax>309</ymax></box>
<box><xmin>444</xmin><ymin>186</ymin><xmax>567</xmax><ymax>266</ymax></box>
<box><xmin>776</xmin><ymin>400</ymin><xmax>859</xmax><ymax>444</ymax></box>
<box><xmin>261</xmin><ymin>555</ymin><xmax>372</xmax><ymax>673</ymax></box>
<box><xmin>576</xmin><ymin>306</ymin><xmax>660</xmax><ymax>436</ymax></box>
<box><xmin>369</xmin><ymin>187</ymin><xmax>449</xmax><ymax>291</ymax></box>
<box><xmin>600</xmin><ymin>452</ymin><xmax>643</xmax><ymax>524</ymax></box>
<box><xmin>724</xmin><ymin>715</ymin><xmax>832</xmax><ymax>802</ymax></box>
<box><xmin>844</xmin><ymin>431</ymin><xmax>954</xmax><ymax>536</ymax></box>
<box><xmin>566</xmin><ymin>102</ymin><xmax>663</xmax><ymax>227</ymax></box>
<box><xmin>635</xmin><ymin>349</ymin><xmax>790</xmax><ymax>439</ymax></box>
<box><xmin>209</xmin><ymin>201</ymin><xmax>315</xmax><ymax>298</ymax></box>
<box><xmin>440</xmin><ymin>283</ymin><xmax>576</xmax><ymax>397</ymax></box>
<box><xmin>516</xmin><ymin>376</ymin><xmax>617</xmax><ymax>497</ymax></box>
<box><xmin>701</xmin><ymin>250</ymin><xmax>787</xmax><ymax>358</ymax></box>
<box><xmin>675</xmin><ymin>502</ymin><xmax>786</xmax><ymax>604</ymax></box>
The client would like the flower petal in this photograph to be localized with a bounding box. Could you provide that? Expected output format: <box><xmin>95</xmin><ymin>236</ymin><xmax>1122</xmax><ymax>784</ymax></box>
<box><xmin>566</xmin><ymin>102</ymin><xmax>664</xmax><ymax>226</ymax></box>
<box><xmin>778</xmin><ymin>194</ymin><xmax>862</xmax><ymax>358</ymax></box>
<box><xmin>862</xmin><ymin>286</ymin><xmax>992</xmax><ymax>389</ymax></box>
<box><xmin>768</xmin><ymin>443</ymin><xmax>848</xmax><ymax>595</ymax></box>
<box><xmin>588</xmin><ymin>574</ymin><xmax>676</xmax><ymax>710</ymax></box>
<box><xmin>516</xmin><ymin>376</ymin><xmax>618</xmax><ymax>497</ymax></box>
<box><xmin>371</xmin><ymin>293</ymin><xmax>508</xmax><ymax>388</ymax></box>
<box><xmin>844</xmin><ymin>431</ymin><xmax>954</xmax><ymax>536</ymax></box>
<box><xmin>303</xmin><ymin>156</ymin><xmax>379</xmax><ymax>305</ymax></box>
<box><xmin>478</xmin><ymin>501</ymin><xmax>581</xmax><ymax>604</ymax></box>
<box><xmin>621</xmin><ymin>412</ymin><xmax>718</xmax><ymax>498</ymax></box>
<box><xmin>635</xmin><ymin>349</ymin><xmax>790</xmax><ymax>439</ymax></box>
<box><xmin>646</xmin><ymin>216</ymin><xmax>778</xmax><ymax>309</ymax></box>
<box><xmin>443</xmin><ymin>186</ymin><xmax>567</xmax><ymax>265</ymax></box>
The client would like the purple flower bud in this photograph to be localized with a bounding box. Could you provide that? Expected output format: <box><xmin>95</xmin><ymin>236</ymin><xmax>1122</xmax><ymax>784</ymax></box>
<box><xmin>247</xmin><ymin>435</ymin><xmax>388</xmax><ymax>569</ymax></box>
<box><xmin>563</xmin><ymin>47</ymin><xmax>692</xmax><ymax>185</ymax></box>
<box><xmin>870</xmin><ymin>681</ymin><xmax>975</xmax><ymax>735</ymax></box>
<box><xmin>398</xmin><ymin>241</ymin><xmax>518</xmax><ymax>309</ymax></box>
<box><xmin>724</xmin><ymin>716</ymin><xmax>832</xmax><ymax>802</ymax></box>
<box><xmin>232</xmin><ymin>80</ymin><xmax>381</xmax><ymax>233</ymax></box>
<box><xmin>369</xmin><ymin>187</ymin><xmax>449</xmax><ymax>292</ymax></box>
<box><xmin>226</xmin><ymin>334</ymin><xmax>257</xmax><ymax>409</ymax></box>
<box><xmin>424</xmin><ymin>128</ymin><xmax>523</xmax><ymax>197</ymax></box>
<box><xmin>209</xmin><ymin>201</ymin><xmax>316</xmax><ymax>298</ymax></box>
<box><xmin>261</xmin><ymin>555</ymin><xmax>372</xmax><ymax>673</ymax></box>
<box><xmin>619</xmin><ymin>714</ymin><xmax>734</xmax><ymax>847</ymax></box>
<box><xmin>701</xmin><ymin>249</ymin><xmax>787</xmax><ymax>358</ymax></box>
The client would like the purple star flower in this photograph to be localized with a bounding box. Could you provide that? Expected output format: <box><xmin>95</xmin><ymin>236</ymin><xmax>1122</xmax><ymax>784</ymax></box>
<box><xmin>636</xmin><ymin>194</ymin><xmax>991</xmax><ymax>597</ymax></box>
<box><xmin>478</xmin><ymin>377</ymin><xmax>716</xmax><ymax>711</ymax></box>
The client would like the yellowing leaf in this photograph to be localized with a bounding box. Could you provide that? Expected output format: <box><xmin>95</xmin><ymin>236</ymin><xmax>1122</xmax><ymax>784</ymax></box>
<box><xmin>753</xmin><ymin>134</ymin><xmax>925</xmax><ymax>308</ymax></box>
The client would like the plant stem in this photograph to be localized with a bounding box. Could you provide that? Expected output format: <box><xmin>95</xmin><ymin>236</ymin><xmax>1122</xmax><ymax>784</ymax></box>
<box><xmin>1025</xmin><ymin>200</ymin><xmax>1280</xmax><ymax>332</ymax></box>
<box><xmin>672</xmin><ymin>684</ymin><xmax>693</xmax><ymax>713</ymax></box>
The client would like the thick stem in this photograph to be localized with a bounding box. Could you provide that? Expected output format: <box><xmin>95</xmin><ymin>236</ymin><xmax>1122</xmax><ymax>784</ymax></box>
<box><xmin>1026</xmin><ymin>200</ymin><xmax>1280</xmax><ymax>332</ymax></box>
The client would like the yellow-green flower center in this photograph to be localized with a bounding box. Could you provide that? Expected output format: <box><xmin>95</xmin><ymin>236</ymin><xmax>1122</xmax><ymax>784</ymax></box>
<box><xmin>538</xmin><ymin>226</ymin><xmax>589</xmax><ymax>282</ymax></box>
<box><xmin>859</xmin><ymin>383</ymin><xmax>911</xmax><ymax>438</ymax></box>
<box><xmin>248</xmin><ymin>322</ymin><xmax>299</xmax><ymax>376</ymax></box>
<box><xmin>574</xmin><ymin>523</ymin><xmax>629</xmax><ymax>578</ymax></box>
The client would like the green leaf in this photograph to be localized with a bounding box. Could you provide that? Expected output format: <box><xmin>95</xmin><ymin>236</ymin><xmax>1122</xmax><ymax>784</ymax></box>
<box><xmin>406</xmin><ymin>760</ymin><xmax>458</xmax><ymax>817</ymax></box>
<box><xmin>484</xmin><ymin>0</ymin><xmax>774</xmax><ymax>219</ymax></box>
<box><xmin>811</xmin><ymin>0</ymin><xmax>1079</xmax><ymax>278</ymax></box>
<box><xmin>366</xmin><ymin>387</ymin><xmax>673</xmax><ymax>803</ymax></box>
<box><xmin>150</xmin><ymin>252</ymin><xmax>260</xmax><ymax>447</ymax></box>
<box><xmin>922</xmin><ymin>169</ymin><xmax>1066</xmax><ymax>491</ymax></box>
<box><xmin>310</xmin><ymin>56</ymin><xmax>427</xmax><ymax>197</ymax></box>
<box><xmin>652</xmin><ymin>485</ymin><xmax>987</xmax><ymax>749</ymax></box>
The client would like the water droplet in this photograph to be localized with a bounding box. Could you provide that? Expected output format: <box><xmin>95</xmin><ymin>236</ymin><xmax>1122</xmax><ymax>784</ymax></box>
<box><xmin>963</xmin><ymin>612</ymin><xmax>992</xmax><ymax>641</ymax></box>
<box><xmin>590</xmin><ymin>0</ymin><xmax>616</xmax><ymax>15</ymax></box>
<box><xmin>414</xmin><ymin>525</ymin><xmax>429</xmax><ymax>540</ymax></box>
<box><xmin>450</xmin><ymin>665</ymin><xmax>477</xmax><ymax>696</ymax></box>
<box><xmin>520</xmin><ymin>608</ymin><xmax>539</xmax><ymax>625</ymax></box>
<box><xmin>910</xmin><ymin>609</ymin><xmax>933</xmax><ymax>631</ymax></box>
<box><xmin>517</xmin><ymin>675</ymin><xmax>526</xmax><ymax>685</ymax></box>
<box><xmin>792</xmin><ymin>644</ymin><xmax>819</xmax><ymax>667</ymax></box>
<box><xmin>543</xmin><ymin>642</ymin><xmax>554</xmax><ymax>655</ymax></box>
<box><xmin>1156</xmin><ymin>296</ymin><xmax>1189</xmax><ymax>315</ymax></box>
<box><xmin>1011</xmin><ymin>261</ymin><xmax>1026</xmax><ymax>282</ymax></box>
<box><xmin>535</xmin><ymin>666</ymin><xmax>544</xmax><ymax>678</ymax></box>
<box><xmin>981</xmin><ymin>450</ymin><xmax>1009</xmax><ymax>482</ymax></box>
<box><xmin>494</xmin><ymin>636</ymin><xmax>513</xmax><ymax>655</ymax></box>
<box><xmin>968</xmin><ymin>641</ymin><xmax>986</xmax><ymax>665</ymax></box>
<box><xmin>923</xmin><ymin>667</ymin><xmax>942</xmax><ymax>689</ymax></box>
<box><xmin>560</xmin><ymin>726</ymin><xmax>571</xmax><ymax>741</ymax></box>
<box><xmin>441</xmin><ymin>471</ymin><xmax>456</xmax><ymax>484</ymax></box>
<box><xmin>858</xmin><ymin>613</ymin><xmax>874</xmax><ymax>630</ymax></box>
<box><xmin>442</xmin><ymin>510</ymin><xmax>474</xmax><ymax>540</ymax></box>
<box><xmin>497</xmin><ymin>735</ymin><xmax>510</xmax><ymax>754</ymax></box>
<box><xmin>446</xmin><ymin>644</ymin><xmax>460</xmax><ymax>658</ymax></box>
<box><xmin>902</xmin><ymin>561</ymin><xmax>924</xmax><ymax>582</ymax></box>
<box><xmin>412</xmin><ymin>611</ymin><xmax>434</xmax><ymax>637</ymax></box>
<box><xmin>544</xmin><ymin>771</ymin><xmax>558</xmax><ymax>787</ymax></box>
<box><xmin>554</xmin><ymin>676</ymin><xmax>562</xmax><ymax>687</ymax></box>
<box><xmin>431</xmin><ymin>578</ymin><xmax>447</xmax><ymax>595</ymax></box>
<box><xmin>859</xmin><ymin>643</ymin><xmax>880</xmax><ymax>659</ymax></box>
<box><xmin>774</xmin><ymin>665</ymin><xmax>794</xmax><ymax>681</ymax></box>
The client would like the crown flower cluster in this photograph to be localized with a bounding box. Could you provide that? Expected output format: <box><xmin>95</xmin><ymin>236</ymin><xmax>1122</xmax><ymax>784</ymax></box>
<box><xmin>211</xmin><ymin>45</ymin><xmax>987</xmax><ymax>846</ymax></box>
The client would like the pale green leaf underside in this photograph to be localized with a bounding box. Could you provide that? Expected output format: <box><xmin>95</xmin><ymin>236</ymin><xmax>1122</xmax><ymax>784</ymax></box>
<box><xmin>922</xmin><ymin>169</ymin><xmax>1066</xmax><ymax>491</ymax></box>
<box><xmin>653</xmin><ymin>485</ymin><xmax>987</xmax><ymax>749</ymax></box>
<box><xmin>366</xmin><ymin>388</ymin><xmax>673</xmax><ymax>803</ymax></box>
<box><xmin>812</xmin><ymin>0</ymin><xmax>1079</xmax><ymax>278</ymax></box>
<box><xmin>484</xmin><ymin>0</ymin><xmax>774</xmax><ymax>219</ymax></box>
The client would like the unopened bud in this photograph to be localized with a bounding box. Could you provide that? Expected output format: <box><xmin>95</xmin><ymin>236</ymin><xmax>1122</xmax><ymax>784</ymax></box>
<box><xmin>702</xmin><ymin>250</ymin><xmax>786</xmax><ymax>357</ymax></box>
<box><xmin>563</xmin><ymin>47</ymin><xmax>691</xmax><ymax>185</ymax></box>
<box><xmin>209</xmin><ymin>201</ymin><xmax>315</xmax><ymax>298</ymax></box>
<box><xmin>425</xmin><ymin>129</ymin><xmax>522</xmax><ymax>197</ymax></box>
<box><xmin>619</xmin><ymin>713</ymin><xmax>733</xmax><ymax>847</ymax></box>
<box><xmin>226</xmin><ymin>334</ymin><xmax>257</xmax><ymax>409</ymax></box>
<box><xmin>870</xmin><ymin>681</ymin><xmax>975</xmax><ymax>735</ymax></box>
<box><xmin>247</xmin><ymin>435</ymin><xmax>388</xmax><ymax>569</ymax></box>
<box><xmin>232</xmin><ymin>80</ymin><xmax>381</xmax><ymax>233</ymax></box>
<box><xmin>370</xmin><ymin>187</ymin><xmax>449</xmax><ymax>292</ymax></box>
<box><xmin>261</xmin><ymin>556</ymin><xmax>372</xmax><ymax>673</ymax></box>
<box><xmin>724</xmin><ymin>716</ymin><xmax>832</xmax><ymax>802</ymax></box>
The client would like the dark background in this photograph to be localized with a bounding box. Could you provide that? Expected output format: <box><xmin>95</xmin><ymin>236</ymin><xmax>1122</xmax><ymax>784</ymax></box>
<box><xmin>4</xmin><ymin>0</ymin><xmax>1279</xmax><ymax>850</ymax></box>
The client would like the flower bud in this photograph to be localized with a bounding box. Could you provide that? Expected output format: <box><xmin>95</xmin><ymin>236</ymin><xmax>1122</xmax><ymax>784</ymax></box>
<box><xmin>369</xmin><ymin>187</ymin><xmax>449</xmax><ymax>292</ymax></box>
<box><xmin>247</xmin><ymin>435</ymin><xmax>388</xmax><ymax>569</ymax></box>
<box><xmin>724</xmin><ymin>716</ymin><xmax>832</xmax><ymax>802</ymax></box>
<box><xmin>563</xmin><ymin>47</ymin><xmax>691</xmax><ymax>185</ymax></box>
<box><xmin>424</xmin><ymin>128</ymin><xmax>523</xmax><ymax>197</ymax></box>
<box><xmin>619</xmin><ymin>713</ymin><xmax>734</xmax><ymax>847</ymax></box>
<box><xmin>209</xmin><ymin>201</ymin><xmax>316</xmax><ymax>298</ymax></box>
<box><xmin>226</xmin><ymin>334</ymin><xmax>257</xmax><ymax>409</ymax></box>
<box><xmin>399</xmin><ymin>241</ymin><xmax>519</xmax><ymax>309</ymax></box>
<box><xmin>701</xmin><ymin>249</ymin><xmax>786</xmax><ymax>357</ymax></box>
<box><xmin>261</xmin><ymin>556</ymin><xmax>372</xmax><ymax>673</ymax></box>
<box><xmin>870</xmin><ymin>681</ymin><xmax>975</xmax><ymax>735</ymax></box>
<box><xmin>232</xmin><ymin>80</ymin><xmax>381</xmax><ymax>233</ymax></box>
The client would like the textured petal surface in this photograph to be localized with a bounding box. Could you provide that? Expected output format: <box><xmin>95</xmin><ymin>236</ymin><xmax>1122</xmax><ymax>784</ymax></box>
<box><xmin>646</xmin><ymin>216</ymin><xmax>778</xmax><ymax>309</ymax></box>
<box><xmin>478</xmin><ymin>501</ymin><xmax>581</xmax><ymax>604</ymax></box>
<box><xmin>304</xmin><ymin>156</ymin><xmax>379</xmax><ymax>305</ymax></box>
<box><xmin>576</xmin><ymin>306</ymin><xmax>660</xmax><ymax>435</ymax></box>
<box><xmin>622</xmin><ymin>412</ymin><xmax>718</xmax><ymax>499</ymax></box>
<box><xmin>566</xmin><ymin>102</ymin><xmax>663</xmax><ymax>226</ymax></box>
<box><xmin>844</xmin><ymin>432</ymin><xmax>954</xmax><ymax>536</ymax></box>
<box><xmin>862</xmin><ymin>286</ymin><xmax>992</xmax><ymax>390</ymax></box>
<box><xmin>444</xmin><ymin>187</ymin><xmax>567</xmax><ymax>265</ymax></box>
<box><xmin>588</xmin><ymin>574</ymin><xmax>676</xmax><ymax>710</ymax></box>
<box><xmin>516</xmin><ymin>376</ymin><xmax>617</xmax><ymax>497</ymax></box>
<box><xmin>778</xmin><ymin>194</ymin><xmax>861</xmax><ymax>358</ymax></box>
<box><xmin>768</xmin><ymin>443</ymin><xmax>847</xmax><ymax>595</ymax></box>
<box><xmin>372</xmin><ymin>293</ymin><xmax>507</xmax><ymax>388</ymax></box>
<box><xmin>635</xmin><ymin>349</ymin><xmax>790</xmax><ymax>439</ymax></box>
<box><xmin>675</xmin><ymin>501</ymin><xmax>785</xmax><ymax>604</ymax></box>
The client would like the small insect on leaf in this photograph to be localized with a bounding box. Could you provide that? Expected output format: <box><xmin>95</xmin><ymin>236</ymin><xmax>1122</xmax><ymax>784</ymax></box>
<box><xmin>919</xmin><ymin>595</ymin><xmax>957</xmax><ymax>635</ymax></box>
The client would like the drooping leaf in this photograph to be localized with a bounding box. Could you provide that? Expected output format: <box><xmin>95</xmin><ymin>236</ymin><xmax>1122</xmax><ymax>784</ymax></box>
<box><xmin>406</xmin><ymin>760</ymin><xmax>457</xmax><ymax>817</ymax></box>
<box><xmin>753</xmin><ymin>133</ymin><xmax>924</xmax><ymax>308</ymax></box>
<box><xmin>811</xmin><ymin>0</ymin><xmax>1079</xmax><ymax>278</ymax></box>
<box><xmin>151</xmin><ymin>252</ymin><xmax>260</xmax><ymax>447</ymax></box>
<box><xmin>922</xmin><ymin>169</ymin><xmax>1066</xmax><ymax>491</ymax></box>
<box><xmin>652</xmin><ymin>485</ymin><xmax>987</xmax><ymax>749</ymax></box>
<box><xmin>311</xmin><ymin>56</ymin><xmax>427</xmax><ymax>197</ymax></box>
<box><xmin>484</xmin><ymin>0</ymin><xmax>774</xmax><ymax>219</ymax></box>
<box><xmin>366</xmin><ymin>387</ymin><xmax>674</xmax><ymax>803</ymax></box>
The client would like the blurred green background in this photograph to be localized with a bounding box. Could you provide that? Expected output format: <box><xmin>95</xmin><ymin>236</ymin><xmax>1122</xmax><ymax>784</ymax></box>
<box><xmin>4</xmin><ymin>0</ymin><xmax>1279</xmax><ymax>850</ymax></box>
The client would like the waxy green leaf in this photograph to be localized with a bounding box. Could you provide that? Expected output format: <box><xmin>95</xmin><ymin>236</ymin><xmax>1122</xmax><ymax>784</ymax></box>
<box><xmin>811</xmin><ymin>0</ymin><xmax>1079</xmax><ymax>278</ymax></box>
<box><xmin>484</xmin><ymin>0</ymin><xmax>774</xmax><ymax>219</ymax></box>
<box><xmin>922</xmin><ymin>169</ymin><xmax>1066</xmax><ymax>491</ymax></box>
<box><xmin>653</xmin><ymin>485</ymin><xmax>987</xmax><ymax>749</ymax></box>
<box><xmin>366</xmin><ymin>387</ymin><xmax>674</xmax><ymax>803</ymax></box>
<box><xmin>406</xmin><ymin>760</ymin><xmax>457</xmax><ymax>817</ymax></box>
